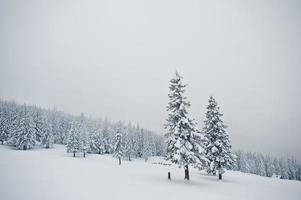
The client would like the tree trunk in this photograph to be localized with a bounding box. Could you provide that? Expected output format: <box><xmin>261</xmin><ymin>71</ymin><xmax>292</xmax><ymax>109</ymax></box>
<box><xmin>73</xmin><ymin>151</ymin><xmax>75</xmax><ymax>157</ymax></box>
<box><xmin>119</xmin><ymin>157</ymin><xmax>121</xmax><ymax>165</ymax></box>
<box><xmin>184</xmin><ymin>165</ymin><xmax>190</xmax><ymax>180</ymax></box>
<box><xmin>83</xmin><ymin>151</ymin><xmax>86</xmax><ymax>158</ymax></box>
<box><xmin>219</xmin><ymin>172</ymin><xmax>222</xmax><ymax>180</ymax></box>
<box><xmin>168</xmin><ymin>172</ymin><xmax>171</xmax><ymax>180</ymax></box>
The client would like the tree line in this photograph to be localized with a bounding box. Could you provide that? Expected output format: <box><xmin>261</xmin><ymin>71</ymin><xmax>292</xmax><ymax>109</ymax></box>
<box><xmin>234</xmin><ymin>150</ymin><xmax>301</xmax><ymax>181</ymax></box>
<box><xmin>0</xmin><ymin>99</ymin><xmax>165</xmax><ymax>161</ymax></box>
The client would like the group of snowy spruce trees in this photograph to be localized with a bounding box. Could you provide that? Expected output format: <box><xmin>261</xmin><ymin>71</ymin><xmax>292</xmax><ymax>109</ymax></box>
<box><xmin>0</xmin><ymin>100</ymin><xmax>165</xmax><ymax>160</ymax></box>
<box><xmin>234</xmin><ymin>150</ymin><xmax>301</xmax><ymax>181</ymax></box>
<box><xmin>165</xmin><ymin>72</ymin><xmax>235</xmax><ymax>180</ymax></box>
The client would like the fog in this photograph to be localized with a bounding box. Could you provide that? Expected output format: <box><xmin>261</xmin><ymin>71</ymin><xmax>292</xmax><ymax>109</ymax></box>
<box><xmin>0</xmin><ymin>0</ymin><xmax>300</xmax><ymax>160</ymax></box>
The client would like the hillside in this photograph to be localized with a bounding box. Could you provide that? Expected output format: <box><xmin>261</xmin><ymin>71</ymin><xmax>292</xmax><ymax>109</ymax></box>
<box><xmin>0</xmin><ymin>145</ymin><xmax>300</xmax><ymax>200</ymax></box>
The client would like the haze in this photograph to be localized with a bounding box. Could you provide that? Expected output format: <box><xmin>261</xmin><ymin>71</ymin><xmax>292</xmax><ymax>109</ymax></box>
<box><xmin>0</xmin><ymin>0</ymin><xmax>300</xmax><ymax>160</ymax></box>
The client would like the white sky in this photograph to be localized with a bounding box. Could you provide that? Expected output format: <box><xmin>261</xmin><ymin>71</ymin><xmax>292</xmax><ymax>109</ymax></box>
<box><xmin>0</xmin><ymin>0</ymin><xmax>300</xmax><ymax>160</ymax></box>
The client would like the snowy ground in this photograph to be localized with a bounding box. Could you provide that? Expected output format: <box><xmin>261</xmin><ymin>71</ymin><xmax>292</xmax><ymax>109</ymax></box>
<box><xmin>0</xmin><ymin>145</ymin><xmax>300</xmax><ymax>200</ymax></box>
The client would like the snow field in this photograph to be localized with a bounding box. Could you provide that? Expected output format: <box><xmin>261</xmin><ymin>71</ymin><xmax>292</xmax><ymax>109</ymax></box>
<box><xmin>0</xmin><ymin>145</ymin><xmax>300</xmax><ymax>200</ymax></box>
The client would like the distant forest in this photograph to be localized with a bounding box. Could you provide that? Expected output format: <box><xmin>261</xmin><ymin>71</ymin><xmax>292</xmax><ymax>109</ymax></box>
<box><xmin>0</xmin><ymin>99</ymin><xmax>165</xmax><ymax>160</ymax></box>
<box><xmin>234</xmin><ymin>150</ymin><xmax>300</xmax><ymax>181</ymax></box>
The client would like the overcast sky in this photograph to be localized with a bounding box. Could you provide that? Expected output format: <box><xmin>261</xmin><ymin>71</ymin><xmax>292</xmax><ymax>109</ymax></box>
<box><xmin>0</xmin><ymin>0</ymin><xmax>300</xmax><ymax>160</ymax></box>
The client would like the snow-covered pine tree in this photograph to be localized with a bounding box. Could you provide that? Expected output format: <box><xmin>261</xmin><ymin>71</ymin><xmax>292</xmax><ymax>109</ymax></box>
<box><xmin>50</xmin><ymin>109</ymin><xmax>60</xmax><ymax>144</ymax></box>
<box><xmin>7</xmin><ymin>102</ymin><xmax>20</xmax><ymax>146</ymax></box>
<box><xmin>234</xmin><ymin>150</ymin><xmax>243</xmax><ymax>171</ymax></box>
<box><xmin>142</xmin><ymin>133</ymin><xmax>152</xmax><ymax>162</ymax></box>
<box><xmin>78</xmin><ymin>112</ymin><xmax>89</xmax><ymax>157</ymax></box>
<box><xmin>66</xmin><ymin>121</ymin><xmax>81</xmax><ymax>157</ymax></box>
<box><xmin>277</xmin><ymin>158</ymin><xmax>288</xmax><ymax>179</ymax></box>
<box><xmin>113</xmin><ymin>132</ymin><xmax>123</xmax><ymax>165</ymax></box>
<box><xmin>297</xmin><ymin>164</ymin><xmax>301</xmax><ymax>181</ymax></box>
<box><xmin>287</xmin><ymin>157</ymin><xmax>298</xmax><ymax>180</ymax></box>
<box><xmin>57</xmin><ymin>115</ymin><xmax>70</xmax><ymax>145</ymax></box>
<box><xmin>89</xmin><ymin>126</ymin><xmax>104</xmax><ymax>154</ymax></box>
<box><xmin>255</xmin><ymin>153</ymin><xmax>266</xmax><ymax>176</ymax></box>
<box><xmin>12</xmin><ymin>105</ymin><xmax>36</xmax><ymax>150</ymax></box>
<box><xmin>123</xmin><ymin>123</ymin><xmax>135</xmax><ymax>161</ymax></box>
<box><xmin>165</xmin><ymin>72</ymin><xmax>207</xmax><ymax>180</ymax></box>
<box><xmin>154</xmin><ymin>135</ymin><xmax>165</xmax><ymax>156</ymax></box>
<box><xmin>102</xmin><ymin>118</ymin><xmax>112</xmax><ymax>154</ymax></box>
<box><xmin>133</xmin><ymin>124</ymin><xmax>141</xmax><ymax>158</ymax></box>
<box><xmin>81</xmin><ymin>133</ymin><xmax>88</xmax><ymax>158</ymax></box>
<box><xmin>32</xmin><ymin>108</ymin><xmax>44</xmax><ymax>143</ymax></box>
<box><xmin>0</xmin><ymin>101</ymin><xmax>10</xmax><ymax>144</ymax></box>
<box><xmin>149</xmin><ymin>133</ymin><xmax>157</xmax><ymax>158</ymax></box>
<box><xmin>273</xmin><ymin>158</ymin><xmax>281</xmax><ymax>177</ymax></box>
<box><xmin>40</xmin><ymin>113</ymin><xmax>54</xmax><ymax>148</ymax></box>
<box><xmin>137</xmin><ymin>128</ymin><xmax>144</xmax><ymax>158</ymax></box>
<box><xmin>263</xmin><ymin>155</ymin><xmax>275</xmax><ymax>177</ymax></box>
<box><xmin>202</xmin><ymin>96</ymin><xmax>235</xmax><ymax>180</ymax></box>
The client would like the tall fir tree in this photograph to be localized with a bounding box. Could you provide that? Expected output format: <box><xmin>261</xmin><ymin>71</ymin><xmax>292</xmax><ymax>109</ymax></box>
<box><xmin>123</xmin><ymin>123</ymin><xmax>135</xmax><ymax>161</ymax></box>
<box><xmin>78</xmin><ymin>112</ymin><xmax>89</xmax><ymax>157</ymax></box>
<box><xmin>202</xmin><ymin>96</ymin><xmax>235</xmax><ymax>180</ymax></box>
<box><xmin>81</xmin><ymin>133</ymin><xmax>88</xmax><ymax>158</ymax></box>
<box><xmin>89</xmin><ymin>126</ymin><xmax>104</xmax><ymax>154</ymax></box>
<box><xmin>131</xmin><ymin>125</ymin><xmax>138</xmax><ymax>158</ymax></box>
<box><xmin>40</xmin><ymin>113</ymin><xmax>54</xmax><ymax>148</ymax></box>
<box><xmin>165</xmin><ymin>72</ymin><xmax>207</xmax><ymax>180</ymax></box>
<box><xmin>113</xmin><ymin>132</ymin><xmax>123</xmax><ymax>165</ymax></box>
<box><xmin>7</xmin><ymin>102</ymin><xmax>20</xmax><ymax>146</ymax></box>
<box><xmin>102</xmin><ymin>118</ymin><xmax>112</xmax><ymax>154</ymax></box>
<box><xmin>57</xmin><ymin>115</ymin><xmax>70</xmax><ymax>144</ymax></box>
<box><xmin>12</xmin><ymin>105</ymin><xmax>36</xmax><ymax>150</ymax></box>
<box><xmin>66</xmin><ymin>121</ymin><xmax>82</xmax><ymax>157</ymax></box>
<box><xmin>32</xmin><ymin>108</ymin><xmax>43</xmax><ymax>143</ymax></box>
<box><xmin>0</xmin><ymin>101</ymin><xmax>9</xmax><ymax>144</ymax></box>
<box><xmin>142</xmin><ymin>133</ymin><xmax>152</xmax><ymax>162</ymax></box>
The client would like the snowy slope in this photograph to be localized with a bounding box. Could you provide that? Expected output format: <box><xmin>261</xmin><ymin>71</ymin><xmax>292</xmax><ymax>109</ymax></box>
<box><xmin>0</xmin><ymin>145</ymin><xmax>300</xmax><ymax>200</ymax></box>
